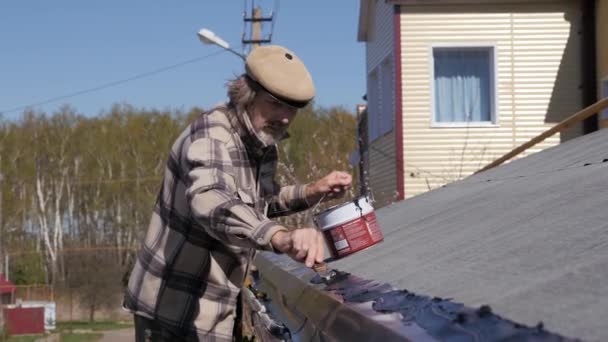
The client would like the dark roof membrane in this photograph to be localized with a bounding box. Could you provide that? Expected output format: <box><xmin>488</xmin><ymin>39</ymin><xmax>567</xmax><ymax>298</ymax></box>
<box><xmin>331</xmin><ymin>129</ymin><xmax>608</xmax><ymax>340</ymax></box>
<box><xmin>312</xmin><ymin>270</ymin><xmax>575</xmax><ymax>341</ymax></box>
<box><xmin>253</xmin><ymin>252</ymin><xmax>577</xmax><ymax>341</ymax></box>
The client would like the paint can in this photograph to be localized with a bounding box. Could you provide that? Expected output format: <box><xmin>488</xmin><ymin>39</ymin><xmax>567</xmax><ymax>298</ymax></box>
<box><xmin>314</xmin><ymin>196</ymin><xmax>384</xmax><ymax>260</ymax></box>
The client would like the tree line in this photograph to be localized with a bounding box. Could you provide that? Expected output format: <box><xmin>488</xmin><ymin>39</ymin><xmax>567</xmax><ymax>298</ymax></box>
<box><xmin>0</xmin><ymin>102</ymin><xmax>357</xmax><ymax>286</ymax></box>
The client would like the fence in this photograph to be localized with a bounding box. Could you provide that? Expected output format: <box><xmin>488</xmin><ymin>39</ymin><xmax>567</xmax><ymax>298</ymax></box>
<box><xmin>2</xmin><ymin>247</ymin><xmax>137</xmax><ymax>322</ymax></box>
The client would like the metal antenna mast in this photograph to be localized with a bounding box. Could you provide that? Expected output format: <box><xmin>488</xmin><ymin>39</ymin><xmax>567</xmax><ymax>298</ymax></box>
<box><xmin>242</xmin><ymin>0</ymin><xmax>277</xmax><ymax>53</ymax></box>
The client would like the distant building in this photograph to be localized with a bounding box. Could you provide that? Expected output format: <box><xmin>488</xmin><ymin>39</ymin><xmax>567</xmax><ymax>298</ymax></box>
<box><xmin>0</xmin><ymin>273</ymin><xmax>16</xmax><ymax>304</ymax></box>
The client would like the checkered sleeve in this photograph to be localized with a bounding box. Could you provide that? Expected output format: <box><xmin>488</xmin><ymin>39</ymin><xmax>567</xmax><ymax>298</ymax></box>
<box><xmin>185</xmin><ymin>137</ymin><xmax>287</xmax><ymax>250</ymax></box>
<box><xmin>267</xmin><ymin>183</ymin><xmax>312</xmax><ymax>218</ymax></box>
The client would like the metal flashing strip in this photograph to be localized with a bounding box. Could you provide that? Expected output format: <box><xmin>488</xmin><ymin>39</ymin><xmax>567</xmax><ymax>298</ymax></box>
<box><xmin>253</xmin><ymin>252</ymin><xmax>578</xmax><ymax>342</ymax></box>
<box><xmin>254</xmin><ymin>252</ymin><xmax>433</xmax><ymax>341</ymax></box>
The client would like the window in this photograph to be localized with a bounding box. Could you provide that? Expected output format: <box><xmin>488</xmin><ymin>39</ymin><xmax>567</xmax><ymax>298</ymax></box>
<box><xmin>367</xmin><ymin>70</ymin><xmax>380</xmax><ymax>140</ymax></box>
<box><xmin>380</xmin><ymin>58</ymin><xmax>394</xmax><ymax>134</ymax></box>
<box><xmin>432</xmin><ymin>46</ymin><xmax>496</xmax><ymax>125</ymax></box>
<box><xmin>367</xmin><ymin>56</ymin><xmax>394</xmax><ymax>141</ymax></box>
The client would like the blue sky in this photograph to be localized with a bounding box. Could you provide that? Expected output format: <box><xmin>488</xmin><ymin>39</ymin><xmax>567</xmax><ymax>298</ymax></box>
<box><xmin>0</xmin><ymin>1</ymin><xmax>365</xmax><ymax>118</ymax></box>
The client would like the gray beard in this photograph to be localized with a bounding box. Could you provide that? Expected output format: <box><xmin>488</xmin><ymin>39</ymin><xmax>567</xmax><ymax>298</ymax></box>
<box><xmin>256</xmin><ymin>128</ymin><xmax>283</xmax><ymax>146</ymax></box>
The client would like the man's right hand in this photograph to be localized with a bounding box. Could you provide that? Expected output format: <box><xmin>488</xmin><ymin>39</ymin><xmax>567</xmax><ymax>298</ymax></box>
<box><xmin>271</xmin><ymin>228</ymin><xmax>325</xmax><ymax>268</ymax></box>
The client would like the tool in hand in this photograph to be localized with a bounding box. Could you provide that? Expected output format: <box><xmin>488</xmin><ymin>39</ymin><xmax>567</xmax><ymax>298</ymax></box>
<box><xmin>313</xmin><ymin>262</ymin><xmax>328</xmax><ymax>273</ymax></box>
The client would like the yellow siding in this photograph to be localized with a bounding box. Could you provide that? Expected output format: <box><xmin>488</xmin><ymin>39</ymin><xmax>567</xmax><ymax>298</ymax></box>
<box><xmin>399</xmin><ymin>2</ymin><xmax>583</xmax><ymax>197</ymax></box>
<box><xmin>368</xmin><ymin>131</ymin><xmax>397</xmax><ymax>208</ymax></box>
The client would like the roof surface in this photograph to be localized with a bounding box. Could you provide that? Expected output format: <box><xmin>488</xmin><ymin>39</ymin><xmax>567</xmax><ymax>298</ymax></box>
<box><xmin>331</xmin><ymin>129</ymin><xmax>608</xmax><ymax>341</ymax></box>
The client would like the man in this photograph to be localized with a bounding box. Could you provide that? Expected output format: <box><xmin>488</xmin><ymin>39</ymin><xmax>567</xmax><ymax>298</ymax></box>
<box><xmin>124</xmin><ymin>45</ymin><xmax>352</xmax><ymax>341</ymax></box>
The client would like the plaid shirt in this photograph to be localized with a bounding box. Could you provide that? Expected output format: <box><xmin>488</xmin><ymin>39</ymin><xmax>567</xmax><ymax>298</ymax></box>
<box><xmin>124</xmin><ymin>105</ymin><xmax>311</xmax><ymax>341</ymax></box>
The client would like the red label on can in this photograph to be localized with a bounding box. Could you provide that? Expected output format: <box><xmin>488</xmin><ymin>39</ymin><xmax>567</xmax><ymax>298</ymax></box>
<box><xmin>323</xmin><ymin>212</ymin><xmax>383</xmax><ymax>258</ymax></box>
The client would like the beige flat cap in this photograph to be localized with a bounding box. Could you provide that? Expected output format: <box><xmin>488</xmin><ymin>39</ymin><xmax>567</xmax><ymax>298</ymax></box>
<box><xmin>245</xmin><ymin>45</ymin><xmax>315</xmax><ymax>108</ymax></box>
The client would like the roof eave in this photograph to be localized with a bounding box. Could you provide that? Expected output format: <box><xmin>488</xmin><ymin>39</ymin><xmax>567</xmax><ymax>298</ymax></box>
<box><xmin>357</xmin><ymin>0</ymin><xmax>371</xmax><ymax>42</ymax></box>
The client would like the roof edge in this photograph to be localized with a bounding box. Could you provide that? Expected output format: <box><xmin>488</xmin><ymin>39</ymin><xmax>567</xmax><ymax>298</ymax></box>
<box><xmin>254</xmin><ymin>252</ymin><xmax>430</xmax><ymax>340</ymax></box>
<box><xmin>253</xmin><ymin>252</ymin><xmax>577</xmax><ymax>341</ymax></box>
<box><xmin>357</xmin><ymin>0</ymin><xmax>371</xmax><ymax>42</ymax></box>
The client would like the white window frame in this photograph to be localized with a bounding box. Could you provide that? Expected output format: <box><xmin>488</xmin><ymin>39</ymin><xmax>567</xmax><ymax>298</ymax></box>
<box><xmin>429</xmin><ymin>43</ymin><xmax>499</xmax><ymax>128</ymax></box>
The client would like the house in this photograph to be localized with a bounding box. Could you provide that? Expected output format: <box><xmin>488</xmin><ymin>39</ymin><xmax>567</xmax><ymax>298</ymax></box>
<box><xmin>357</xmin><ymin>0</ymin><xmax>608</xmax><ymax>206</ymax></box>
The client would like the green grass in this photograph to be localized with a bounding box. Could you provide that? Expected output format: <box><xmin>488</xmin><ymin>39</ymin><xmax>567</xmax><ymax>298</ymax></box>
<box><xmin>1</xmin><ymin>321</ymin><xmax>130</xmax><ymax>342</ymax></box>
<box><xmin>3</xmin><ymin>332</ymin><xmax>103</xmax><ymax>342</ymax></box>
<box><xmin>4</xmin><ymin>336</ymin><xmax>39</xmax><ymax>342</ymax></box>
<box><xmin>60</xmin><ymin>333</ymin><xmax>103</xmax><ymax>342</ymax></box>
<box><xmin>56</xmin><ymin>320</ymin><xmax>132</xmax><ymax>332</ymax></box>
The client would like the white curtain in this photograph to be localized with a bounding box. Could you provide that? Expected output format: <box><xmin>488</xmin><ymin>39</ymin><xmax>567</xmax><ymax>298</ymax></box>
<box><xmin>434</xmin><ymin>48</ymin><xmax>491</xmax><ymax>123</ymax></box>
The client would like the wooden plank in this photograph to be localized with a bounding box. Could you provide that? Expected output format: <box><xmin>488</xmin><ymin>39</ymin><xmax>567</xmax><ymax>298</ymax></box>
<box><xmin>477</xmin><ymin>97</ymin><xmax>608</xmax><ymax>173</ymax></box>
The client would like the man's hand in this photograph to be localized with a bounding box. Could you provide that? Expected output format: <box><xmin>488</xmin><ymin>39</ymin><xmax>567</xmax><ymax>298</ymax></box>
<box><xmin>270</xmin><ymin>228</ymin><xmax>325</xmax><ymax>267</ymax></box>
<box><xmin>306</xmin><ymin>171</ymin><xmax>352</xmax><ymax>204</ymax></box>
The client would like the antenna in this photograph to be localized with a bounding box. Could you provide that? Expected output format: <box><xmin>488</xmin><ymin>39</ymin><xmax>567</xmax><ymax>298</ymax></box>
<box><xmin>242</xmin><ymin>0</ymin><xmax>276</xmax><ymax>53</ymax></box>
